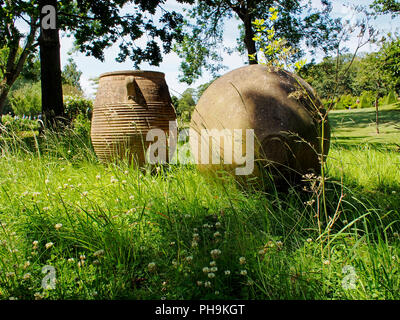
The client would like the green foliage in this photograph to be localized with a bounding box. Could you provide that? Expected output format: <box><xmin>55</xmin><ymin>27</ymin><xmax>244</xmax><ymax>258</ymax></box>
<box><xmin>174</xmin><ymin>0</ymin><xmax>341</xmax><ymax>84</ymax></box>
<box><xmin>0</xmin><ymin>114</ymin><xmax>40</xmax><ymax>132</ymax></box>
<box><xmin>9</xmin><ymin>82</ymin><xmax>41</xmax><ymax>117</ymax></box>
<box><xmin>359</xmin><ymin>91</ymin><xmax>376</xmax><ymax>108</ymax></box>
<box><xmin>371</xmin><ymin>0</ymin><xmax>400</xmax><ymax>15</ymax></box>
<box><xmin>383</xmin><ymin>90</ymin><xmax>398</xmax><ymax>105</ymax></box>
<box><xmin>0</xmin><ymin>106</ymin><xmax>400</xmax><ymax>299</ymax></box>
<box><xmin>336</xmin><ymin>94</ymin><xmax>358</xmax><ymax>110</ymax></box>
<box><xmin>172</xmin><ymin>88</ymin><xmax>196</xmax><ymax>123</ymax></box>
<box><xmin>63</xmin><ymin>95</ymin><xmax>93</xmax><ymax>121</ymax></box>
<box><xmin>251</xmin><ymin>8</ymin><xmax>306</xmax><ymax>72</ymax></box>
<box><xmin>62</xmin><ymin>58</ymin><xmax>82</xmax><ymax>92</ymax></box>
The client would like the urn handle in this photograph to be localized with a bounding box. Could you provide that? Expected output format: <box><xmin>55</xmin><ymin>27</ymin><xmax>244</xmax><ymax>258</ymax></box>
<box><xmin>125</xmin><ymin>76</ymin><xmax>147</xmax><ymax>106</ymax></box>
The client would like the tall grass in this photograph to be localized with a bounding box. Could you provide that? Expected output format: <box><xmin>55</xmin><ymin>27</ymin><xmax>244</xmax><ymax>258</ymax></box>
<box><xmin>0</xmin><ymin>121</ymin><xmax>399</xmax><ymax>300</ymax></box>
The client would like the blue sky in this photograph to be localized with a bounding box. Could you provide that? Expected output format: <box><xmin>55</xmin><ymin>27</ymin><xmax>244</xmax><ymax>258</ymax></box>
<box><xmin>58</xmin><ymin>0</ymin><xmax>399</xmax><ymax>98</ymax></box>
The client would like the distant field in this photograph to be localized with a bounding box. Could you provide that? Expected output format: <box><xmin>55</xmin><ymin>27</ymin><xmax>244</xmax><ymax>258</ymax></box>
<box><xmin>329</xmin><ymin>104</ymin><xmax>400</xmax><ymax>148</ymax></box>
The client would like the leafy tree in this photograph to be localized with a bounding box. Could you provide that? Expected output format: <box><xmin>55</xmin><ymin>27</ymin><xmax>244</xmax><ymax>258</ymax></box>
<box><xmin>174</xmin><ymin>0</ymin><xmax>342</xmax><ymax>84</ymax></box>
<box><xmin>62</xmin><ymin>57</ymin><xmax>83</xmax><ymax>91</ymax></box>
<box><xmin>371</xmin><ymin>0</ymin><xmax>400</xmax><ymax>15</ymax></box>
<box><xmin>173</xmin><ymin>88</ymin><xmax>196</xmax><ymax>122</ymax></box>
<box><xmin>0</xmin><ymin>0</ymin><xmax>191</xmax><ymax>120</ymax></box>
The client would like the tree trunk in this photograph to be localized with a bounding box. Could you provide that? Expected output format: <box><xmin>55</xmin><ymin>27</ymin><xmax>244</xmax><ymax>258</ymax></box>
<box><xmin>0</xmin><ymin>86</ymin><xmax>11</xmax><ymax>116</ymax></box>
<box><xmin>375</xmin><ymin>95</ymin><xmax>379</xmax><ymax>134</ymax></box>
<box><xmin>39</xmin><ymin>0</ymin><xmax>64</xmax><ymax>128</ymax></box>
<box><xmin>243</xmin><ymin>13</ymin><xmax>258</xmax><ymax>65</ymax></box>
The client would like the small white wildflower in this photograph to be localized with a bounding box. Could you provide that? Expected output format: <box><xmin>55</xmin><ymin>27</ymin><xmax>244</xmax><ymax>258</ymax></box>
<box><xmin>210</xmin><ymin>267</ymin><xmax>218</xmax><ymax>272</ymax></box>
<box><xmin>202</xmin><ymin>267</ymin><xmax>210</xmax><ymax>273</ymax></box>
<box><xmin>82</xmin><ymin>191</ymin><xmax>88</xmax><ymax>197</ymax></box>
<box><xmin>23</xmin><ymin>261</ymin><xmax>31</xmax><ymax>269</ymax></box>
<box><xmin>96</xmin><ymin>174</ymin><xmax>101</xmax><ymax>180</ymax></box>
<box><xmin>129</xmin><ymin>195</ymin><xmax>134</xmax><ymax>200</ymax></box>
<box><xmin>191</xmin><ymin>241</ymin><xmax>198</xmax><ymax>248</ymax></box>
<box><xmin>210</xmin><ymin>249</ymin><xmax>221</xmax><ymax>259</ymax></box>
<box><xmin>204</xmin><ymin>281</ymin><xmax>211</xmax><ymax>288</ymax></box>
<box><xmin>45</xmin><ymin>179</ymin><xmax>50</xmax><ymax>184</ymax></box>
<box><xmin>306</xmin><ymin>238</ymin><xmax>313</xmax><ymax>243</ymax></box>
<box><xmin>208</xmin><ymin>272</ymin><xmax>215</xmax><ymax>279</ymax></box>
<box><xmin>215</xmin><ymin>291</ymin><xmax>220</xmax><ymax>295</ymax></box>
<box><xmin>209</xmin><ymin>261</ymin><xmax>216</xmax><ymax>267</ymax></box>
<box><xmin>224</xmin><ymin>270</ymin><xmax>231</xmax><ymax>276</ymax></box>
<box><xmin>215</xmin><ymin>222</ymin><xmax>221</xmax><ymax>228</ymax></box>
<box><xmin>54</xmin><ymin>223</ymin><xmax>63</xmax><ymax>230</ymax></box>
<box><xmin>122</xmin><ymin>180</ymin><xmax>127</xmax><ymax>185</ymax></box>
<box><xmin>93</xmin><ymin>249</ymin><xmax>105</xmax><ymax>257</ymax></box>
<box><xmin>45</xmin><ymin>242</ymin><xmax>53</xmax><ymax>249</ymax></box>
<box><xmin>213</xmin><ymin>231</ymin><xmax>221</xmax><ymax>238</ymax></box>
<box><xmin>185</xmin><ymin>256</ymin><xmax>193</xmax><ymax>263</ymax></box>
<box><xmin>323</xmin><ymin>260</ymin><xmax>330</xmax><ymax>265</ymax></box>
<box><xmin>197</xmin><ymin>281</ymin><xmax>203</xmax><ymax>287</ymax></box>
<box><xmin>67</xmin><ymin>258</ymin><xmax>75</xmax><ymax>263</ymax></box>
<box><xmin>240</xmin><ymin>270</ymin><xmax>247</xmax><ymax>276</ymax></box>
<box><xmin>148</xmin><ymin>262</ymin><xmax>156</xmax><ymax>272</ymax></box>
<box><xmin>239</xmin><ymin>257</ymin><xmax>246</xmax><ymax>265</ymax></box>
<box><xmin>23</xmin><ymin>273</ymin><xmax>31</xmax><ymax>280</ymax></box>
<box><xmin>124</xmin><ymin>170</ymin><xmax>129</xmax><ymax>175</ymax></box>
<box><xmin>80</xmin><ymin>254</ymin><xmax>86</xmax><ymax>260</ymax></box>
<box><xmin>192</xmin><ymin>233</ymin><xmax>200</xmax><ymax>241</ymax></box>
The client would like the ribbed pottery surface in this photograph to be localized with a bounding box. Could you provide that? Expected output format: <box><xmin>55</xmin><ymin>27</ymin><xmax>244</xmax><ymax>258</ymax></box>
<box><xmin>91</xmin><ymin>71</ymin><xmax>177</xmax><ymax>164</ymax></box>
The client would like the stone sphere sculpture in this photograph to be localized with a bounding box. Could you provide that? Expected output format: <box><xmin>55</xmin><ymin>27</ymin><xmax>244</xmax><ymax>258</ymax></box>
<box><xmin>189</xmin><ymin>64</ymin><xmax>330</xmax><ymax>182</ymax></box>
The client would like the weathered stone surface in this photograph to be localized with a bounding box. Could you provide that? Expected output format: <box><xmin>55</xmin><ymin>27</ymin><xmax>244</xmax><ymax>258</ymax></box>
<box><xmin>190</xmin><ymin>64</ymin><xmax>330</xmax><ymax>180</ymax></box>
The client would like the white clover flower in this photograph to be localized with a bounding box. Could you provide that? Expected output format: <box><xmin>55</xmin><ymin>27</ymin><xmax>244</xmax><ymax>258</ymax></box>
<box><xmin>191</xmin><ymin>241</ymin><xmax>198</xmax><ymax>248</ymax></box>
<box><xmin>215</xmin><ymin>291</ymin><xmax>220</xmax><ymax>295</ymax></box>
<box><xmin>124</xmin><ymin>170</ymin><xmax>129</xmax><ymax>175</ymax></box>
<box><xmin>224</xmin><ymin>270</ymin><xmax>231</xmax><ymax>276</ymax></box>
<box><xmin>208</xmin><ymin>272</ymin><xmax>215</xmax><ymax>279</ymax></box>
<box><xmin>93</xmin><ymin>249</ymin><xmax>105</xmax><ymax>257</ymax></box>
<box><xmin>148</xmin><ymin>262</ymin><xmax>156</xmax><ymax>272</ymax></box>
<box><xmin>210</xmin><ymin>267</ymin><xmax>218</xmax><ymax>272</ymax></box>
<box><xmin>80</xmin><ymin>254</ymin><xmax>86</xmax><ymax>260</ymax></box>
<box><xmin>210</xmin><ymin>249</ymin><xmax>221</xmax><ymax>259</ymax></box>
<box><xmin>185</xmin><ymin>256</ymin><xmax>193</xmax><ymax>263</ymax></box>
<box><xmin>67</xmin><ymin>258</ymin><xmax>75</xmax><ymax>263</ymax></box>
<box><xmin>54</xmin><ymin>223</ymin><xmax>63</xmax><ymax>230</ymax></box>
<box><xmin>239</xmin><ymin>257</ymin><xmax>246</xmax><ymax>265</ymax></box>
<box><xmin>215</xmin><ymin>222</ymin><xmax>221</xmax><ymax>228</ymax></box>
<box><xmin>240</xmin><ymin>270</ymin><xmax>247</xmax><ymax>276</ymax></box>
<box><xmin>192</xmin><ymin>233</ymin><xmax>200</xmax><ymax>241</ymax></box>
<box><xmin>122</xmin><ymin>180</ymin><xmax>127</xmax><ymax>185</ymax></box>
<box><xmin>45</xmin><ymin>179</ymin><xmax>50</xmax><ymax>184</ymax></box>
<box><xmin>202</xmin><ymin>267</ymin><xmax>210</xmax><ymax>273</ymax></box>
<box><xmin>96</xmin><ymin>174</ymin><xmax>101</xmax><ymax>180</ymax></box>
<box><xmin>82</xmin><ymin>191</ymin><xmax>88</xmax><ymax>197</ymax></box>
<box><xmin>306</xmin><ymin>238</ymin><xmax>313</xmax><ymax>243</ymax></box>
<box><xmin>323</xmin><ymin>260</ymin><xmax>330</xmax><ymax>265</ymax></box>
<box><xmin>45</xmin><ymin>242</ymin><xmax>53</xmax><ymax>249</ymax></box>
<box><xmin>23</xmin><ymin>273</ymin><xmax>31</xmax><ymax>280</ymax></box>
<box><xmin>204</xmin><ymin>281</ymin><xmax>211</xmax><ymax>288</ymax></box>
<box><xmin>129</xmin><ymin>195</ymin><xmax>134</xmax><ymax>200</ymax></box>
<box><xmin>23</xmin><ymin>261</ymin><xmax>31</xmax><ymax>269</ymax></box>
<box><xmin>197</xmin><ymin>281</ymin><xmax>203</xmax><ymax>287</ymax></box>
<box><xmin>213</xmin><ymin>231</ymin><xmax>221</xmax><ymax>238</ymax></box>
<box><xmin>209</xmin><ymin>261</ymin><xmax>216</xmax><ymax>267</ymax></box>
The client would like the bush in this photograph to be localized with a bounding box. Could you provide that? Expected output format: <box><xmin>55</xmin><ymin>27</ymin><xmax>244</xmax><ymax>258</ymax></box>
<box><xmin>0</xmin><ymin>114</ymin><xmax>40</xmax><ymax>132</ymax></box>
<box><xmin>359</xmin><ymin>91</ymin><xmax>375</xmax><ymax>108</ymax></box>
<box><xmin>9</xmin><ymin>82</ymin><xmax>41</xmax><ymax>116</ymax></box>
<box><xmin>335</xmin><ymin>94</ymin><xmax>357</xmax><ymax>110</ymax></box>
<box><xmin>63</xmin><ymin>95</ymin><xmax>93</xmax><ymax>120</ymax></box>
<box><xmin>383</xmin><ymin>90</ymin><xmax>398</xmax><ymax>106</ymax></box>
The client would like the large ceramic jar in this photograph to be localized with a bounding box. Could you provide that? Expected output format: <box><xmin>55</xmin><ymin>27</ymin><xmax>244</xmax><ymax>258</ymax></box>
<box><xmin>91</xmin><ymin>70</ymin><xmax>176</xmax><ymax>165</ymax></box>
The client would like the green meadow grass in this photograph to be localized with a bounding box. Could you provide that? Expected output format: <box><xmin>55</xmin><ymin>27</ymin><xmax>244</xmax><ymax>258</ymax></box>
<box><xmin>0</xmin><ymin>105</ymin><xmax>399</xmax><ymax>300</ymax></box>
